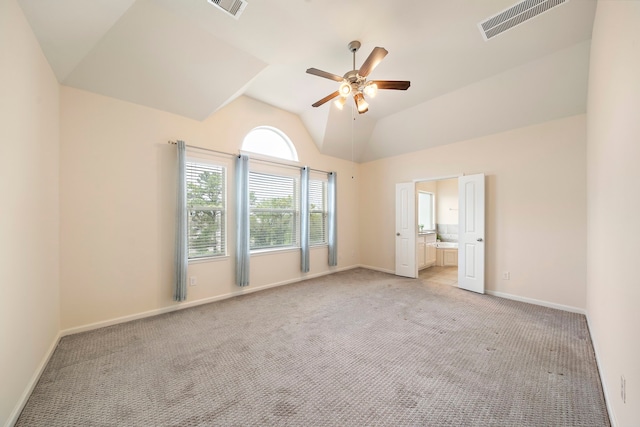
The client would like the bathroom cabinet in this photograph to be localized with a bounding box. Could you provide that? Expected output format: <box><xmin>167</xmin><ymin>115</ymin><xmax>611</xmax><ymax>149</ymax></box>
<box><xmin>427</xmin><ymin>241</ymin><xmax>437</xmax><ymax>266</ymax></box>
<box><xmin>417</xmin><ymin>239</ymin><xmax>426</xmax><ymax>269</ymax></box>
<box><xmin>436</xmin><ymin>248</ymin><xmax>458</xmax><ymax>267</ymax></box>
<box><xmin>417</xmin><ymin>233</ymin><xmax>437</xmax><ymax>270</ymax></box>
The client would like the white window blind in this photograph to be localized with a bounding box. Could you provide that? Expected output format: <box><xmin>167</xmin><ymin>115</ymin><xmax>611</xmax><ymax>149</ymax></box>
<box><xmin>309</xmin><ymin>179</ymin><xmax>327</xmax><ymax>245</ymax></box>
<box><xmin>249</xmin><ymin>171</ymin><xmax>299</xmax><ymax>250</ymax></box>
<box><xmin>186</xmin><ymin>161</ymin><xmax>226</xmax><ymax>259</ymax></box>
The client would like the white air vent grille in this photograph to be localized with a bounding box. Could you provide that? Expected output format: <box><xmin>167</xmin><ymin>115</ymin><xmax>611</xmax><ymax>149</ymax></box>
<box><xmin>479</xmin><ymin>0</ymin><xmax>569</xmax><ymax>41</ymax></box>
<box><xmin>207</xmin><ymin>0</ymin><xmax>247</xmax><ymax>19</ymax></box>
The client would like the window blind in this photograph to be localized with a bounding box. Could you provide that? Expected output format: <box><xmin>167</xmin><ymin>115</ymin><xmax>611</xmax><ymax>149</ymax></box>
<box><xmin>186</xmin><ymin>161</ymin><xmax>226</xmax><ymax>259</ymax></box>
<box><xmin>309</xmin><ymin>179</ymin><xmax>327</xmax><ymax>245</ymax></box>
<box><xmin>249</xmin><ymin>171</ymin><xmax>299</xmax><ymax>250</ymax></box>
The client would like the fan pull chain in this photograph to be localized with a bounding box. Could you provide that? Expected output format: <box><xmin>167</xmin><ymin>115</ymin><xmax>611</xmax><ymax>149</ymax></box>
<box><xmin>351</xmin><ymin>103</ymin><xmax>355</xmax><ymax>179</ymax></box>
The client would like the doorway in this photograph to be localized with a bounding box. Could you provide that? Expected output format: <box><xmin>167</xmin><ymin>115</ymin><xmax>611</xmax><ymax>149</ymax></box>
<box><xmin>417</xmin><ymin>177</ymin><xmax>459</xmax><ymax>280</ymax></box>
<box><xmin>395</xmin><ymin>174</ymin><xmax>486</xmax><ymax>294</ymax></box>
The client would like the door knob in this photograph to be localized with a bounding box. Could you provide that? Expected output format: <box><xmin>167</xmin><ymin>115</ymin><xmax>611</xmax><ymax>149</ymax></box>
<box><xmin>477</xmin><ymin>238</ymin><xmax>483</xmax><ymax>242</ymax></box>
<box><xmin>396</xmin><ymin>232</ymin><xmax>400</xmax><ymax>236</ymax></box>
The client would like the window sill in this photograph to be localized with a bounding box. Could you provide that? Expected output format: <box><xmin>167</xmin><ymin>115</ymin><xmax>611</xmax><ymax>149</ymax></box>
<box><xmin>188</xmin><ymin>255</ymin><xmax>230</xmax><ymax>264</ymax></box>
<box><xmin>250</xmin><ymin>247</ymin><xmax>300</xmax><ymax>257</ymax></box>
<box><xmin>250</xmin><ymin>244</ymin><xmax>327</xmax><ymax>257</ymax></box>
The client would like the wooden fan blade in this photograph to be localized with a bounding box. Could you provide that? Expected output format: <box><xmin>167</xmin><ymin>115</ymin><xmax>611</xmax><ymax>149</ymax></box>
<box><xmin>371</xmin><ymin>80</ymin><xmax>411</xmax><ymax>90</ymax></box>
<box><xmin>312</xmin><ymin>91</ymin><xmax>340</xmax><ymax>107</ymax></box>
<box><xmin>358</xmin><ymin>47</ymin><xmax>388</xmax><ymax>77</ymax></box>
<box><xmin>306</xmin><ymin>68</ymin><xmax>344</xmax><ymax>83</ymax></box>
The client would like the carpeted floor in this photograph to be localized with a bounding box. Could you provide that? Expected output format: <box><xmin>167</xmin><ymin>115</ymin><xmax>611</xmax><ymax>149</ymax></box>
<box><xmin>16</xmin><ymin>268</ymin><xmax>610</xmax><ymax>426</ymax></box>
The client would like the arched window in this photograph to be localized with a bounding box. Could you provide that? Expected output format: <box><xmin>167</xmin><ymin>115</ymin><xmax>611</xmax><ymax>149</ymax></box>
<box><xmin>241</xmin><ymin>126</ymin><xmax>298</xmax><ymax>161</ymax></box>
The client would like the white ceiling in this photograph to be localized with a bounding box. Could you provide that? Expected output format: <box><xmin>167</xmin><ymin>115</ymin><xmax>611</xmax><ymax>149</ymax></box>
<box><xmin>18</xmin><ymin>0</ymin><xmax>596</xmax><ymax>162</ymax></box>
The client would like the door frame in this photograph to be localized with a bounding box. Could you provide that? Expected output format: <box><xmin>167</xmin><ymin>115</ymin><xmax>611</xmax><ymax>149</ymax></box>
<box><xmin>407</xmin><ymin>174</ymin><xmax>461</xmax><ymax>278</ymax></box>
<box><xmin>398</xmin><ymin>173</ymin><xmax>484</xmax><ymax>285</ymax></box>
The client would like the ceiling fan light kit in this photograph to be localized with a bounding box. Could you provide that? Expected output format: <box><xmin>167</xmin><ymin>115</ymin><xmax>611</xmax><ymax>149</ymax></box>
<box><xmin>354</xmin><ymin>92</ymin><xmax>369</xmax><ymax>114</ymax></box>
<box><xmin>339</xmin><ymin>82</ymin><xmax>352</xmax><ymax>97</ymax></box>
<box><xmin>334</xmin><ymin>96</ymin><xmax>347</xmax><ymax>110</ymax></box>
<box><xmin>364</xmin><ymin>82</ymin><xmax>378</xmax><ymax>98</ymax></box>
<box><xmin>306</xmin><ymin>40</ymin><xmax>410</xmax><ymax>114</ymax></box>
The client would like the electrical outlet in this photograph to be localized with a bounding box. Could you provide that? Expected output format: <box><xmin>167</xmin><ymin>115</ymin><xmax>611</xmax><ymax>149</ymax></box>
<box><xmin>189</xmin><ymin>276</ymin><xmax>197</xmax><ymax>286</ymax></box>
<box><xmin>502</xmin><ymin>271</ymin><xmax>510</xmax><ymax>280</ymax></box>
<box><xmin>621</xmin><ymin>375</ymin><xmax>626</xmax><ymax>403</ymax></box>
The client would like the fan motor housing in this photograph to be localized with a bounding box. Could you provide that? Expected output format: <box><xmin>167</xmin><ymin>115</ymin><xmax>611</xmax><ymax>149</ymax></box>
<box><xmin>343</xmin><ymin>70</ymin><xmax>359</xmax><ymax>82</ymax></box>
<box><xmin>343</xmin><ymin>70</ymin><xmax>366</xmax><ymax>95</ymax></box>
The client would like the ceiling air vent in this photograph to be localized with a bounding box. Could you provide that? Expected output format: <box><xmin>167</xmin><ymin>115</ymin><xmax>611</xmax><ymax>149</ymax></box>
<box><xmin>207</xmin><ymin>0</ymin><xmax>248</xmax><ymax>19</ymax></box>
<box><xmin>478</xmin><ymin>0</ymin><xmax>569</xmax><ymax>41</ymax></box>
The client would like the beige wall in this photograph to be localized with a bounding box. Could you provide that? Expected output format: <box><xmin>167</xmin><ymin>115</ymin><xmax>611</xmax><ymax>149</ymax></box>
<box><xmin>59</xmin><ymin>89</ymin><xmax>360</xmax><ymax>330</ymax></box>
<box><xmin>359</xmin><ymin>115</ymin><xmax>587</xmax><ymax>310</ymax></box>
<box><xmin>0</xmin><ymin>0</ymin><xmax>61</xmax><ymax>424</ymax></box>
<box><xmin>436</xmin><ymin>178</ymin><xmax>458</xmax><ymax>225</ymax></box>
<box><xmin>416</xmin><ymin>181</ymin><xmax>436</xmax><ymax>193</ymax></box>
<box><xmin>586</xmin><ymin>2</ymin><xmax>640</xmax><ymax>425</ymax></box>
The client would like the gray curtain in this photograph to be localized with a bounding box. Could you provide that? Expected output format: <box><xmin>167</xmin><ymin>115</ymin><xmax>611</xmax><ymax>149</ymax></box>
<box><xmin>235</xmin><ymin>154</ymin><xmax>250</xmax><ymax>286</ymax></box>
<box><xmin>173</xmin><ymin>140</ymin><xmax>188</xmax><ymax>301</ymax></box>
<box><xmin>300</xmin><ymin>167</ymin><xmax>310</xmax><ymax>272</ymax></box>
<box><xmin>328</xmin><ymin>172</ymin><xmax>338</xmax><ymax>266</ymax></box>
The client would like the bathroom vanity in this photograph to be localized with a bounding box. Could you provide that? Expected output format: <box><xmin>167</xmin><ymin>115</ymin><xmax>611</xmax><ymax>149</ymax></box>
<box><xmin>417</xmin><ymin>232</ymin><xmax>437</xmax><ymax>270</ymax></box>
<box><xmin>435</xmin><ymin>242</ymin><xmax>459</xmax><ymax>267</ymax></box>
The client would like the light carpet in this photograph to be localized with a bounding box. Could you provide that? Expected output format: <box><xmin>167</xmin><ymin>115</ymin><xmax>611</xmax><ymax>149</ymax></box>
<box><xmin>16</xmin><ymin>268</ymin><xmax>610</xmax><ymax>426</ymax></box>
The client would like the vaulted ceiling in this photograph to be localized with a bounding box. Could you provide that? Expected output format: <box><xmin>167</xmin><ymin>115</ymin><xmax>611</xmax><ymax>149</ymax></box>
<box><xmin>18</xmin><ymin>0</ymin><xmax>596</xmax><ymax>162</ymax></box>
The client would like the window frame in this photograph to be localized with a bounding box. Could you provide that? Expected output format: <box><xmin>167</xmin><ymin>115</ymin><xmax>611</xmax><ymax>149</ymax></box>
<box><xmin>248</xmin><ymin>167</ymin><xmax>300</xmax><ymax>253</ymax></box>
<box><xmin>418</xmin><ymin>191</ymin><xmax>436</xmax><ymax>232</ymax></box>
<box><xmin>185</xmin><ymin>153</ymin><xmax>229</xmax><ymax>261</ymax></box>
<box><xmin>241</xmin><ymin>126</ymin><xmax>299</xmax><ymax>162</ymax></box>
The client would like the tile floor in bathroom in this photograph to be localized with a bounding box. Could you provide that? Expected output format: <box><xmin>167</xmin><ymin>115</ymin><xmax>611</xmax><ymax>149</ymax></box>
<box><xmin>419</xmin><ymin>266</ymin><xmax>458</xmax><ymax>286</ymax></box>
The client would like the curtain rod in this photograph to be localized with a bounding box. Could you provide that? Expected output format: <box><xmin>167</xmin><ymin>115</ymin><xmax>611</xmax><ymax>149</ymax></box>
<box><xmin>167</xmin><ymin>140</ymin><xmax>331</xmax><ymax>175</ymax></box>
<box><xmin>168</xmin><ymin>140</ymin><xmax>234</xmax><ymax>158</ymax></box>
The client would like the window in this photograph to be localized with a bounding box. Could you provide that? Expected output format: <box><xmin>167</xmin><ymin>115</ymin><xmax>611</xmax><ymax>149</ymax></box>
<box><xmin>249</xmin><ymin>171</ymin><xmax>299</xmax><ymax>250</ymax></box>
<box><xmin>243</xmin><ymin>126</ymin><xmax>303</xmax><ymax>251</ymax></box>
<box><xmin>242</xmin><ymin>126</ymin><xmax>298</xmax><ymax>161</ymax></box>
<box><xmin>418</xmin><ymin>191</ymin><xmax>435</xmax><ymax>231</ymax></box>
<box><xmin>309</xmin><ymin>179</ymin><xmax>328</xmax><ymax>245</ymax></box>
<box><xmin>186</xmin><ymin>159</ymin><xmax>226</xmax><ymax>259</ymax></box>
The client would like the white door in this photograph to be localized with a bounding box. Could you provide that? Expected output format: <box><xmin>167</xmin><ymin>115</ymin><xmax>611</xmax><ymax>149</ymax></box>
<box><xmin>395</xmin><ymin>182</ymin><xmax>416</xmax><ymax>278</ymax></box>
<box><xmin>458</xmin><ymin>174</ymin><xmax>485</xmax><ymax>293</ymax></box>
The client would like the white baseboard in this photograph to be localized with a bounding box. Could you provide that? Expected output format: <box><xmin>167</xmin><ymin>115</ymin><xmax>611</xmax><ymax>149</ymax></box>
<box><xmin>586</xmin><ymin>314</ymin><xmax>617</xmax><ymax>427</ymax></box>
<box><xmin>355</xmin><ymin>268</ymin><xmax>586</xmax><ymax>315</ymax></box>
<box><xmin>61</xmin><ymin>264</ymin><xmax>359</xmax><ymax>337</ymax></box>
<box><xmin>486</xmin><ymin>290</ymin><xmax>586</xmax><ymax>315</ymax></box>
<box><xmin>5</xmin><ymin>332</ymin><xmax>61</xmax><ymax>427</ymax></box>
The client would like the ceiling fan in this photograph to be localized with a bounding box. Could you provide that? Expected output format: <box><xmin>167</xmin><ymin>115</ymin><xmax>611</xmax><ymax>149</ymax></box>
<box><xmin>306</xmin><ymin>40</ymin><xmax>410</xmax><ymax>114</ymax></box>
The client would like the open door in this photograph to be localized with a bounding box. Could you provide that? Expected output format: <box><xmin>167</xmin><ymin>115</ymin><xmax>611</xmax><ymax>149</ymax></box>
<box><xmin>458</xmin><ymin>174</ymin><xmax>485</xmax><ymax>293</ymax></box>
<box><xmin>395</xmin><ymin>182</ymin><xmax>416</xmax><ymax>278</ymax></box>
